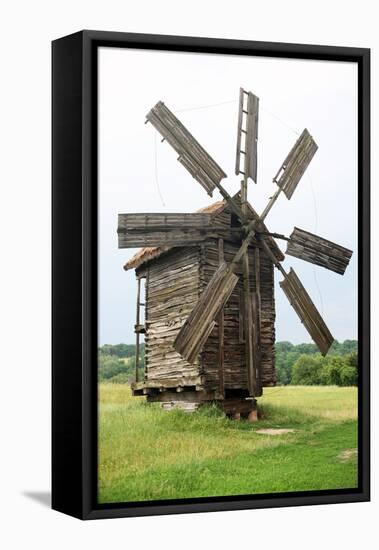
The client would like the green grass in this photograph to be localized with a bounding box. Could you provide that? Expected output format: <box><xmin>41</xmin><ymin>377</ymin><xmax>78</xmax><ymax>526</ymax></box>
<box><xmin>98</xmin><ymin>384</ymin><xmax>358</xmax><ymax>503</ymax></box>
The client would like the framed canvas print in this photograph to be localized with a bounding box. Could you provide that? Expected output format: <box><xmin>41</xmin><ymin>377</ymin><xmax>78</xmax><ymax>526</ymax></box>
<box><xmin>52</xmin><ymin>30</ymin><xmax>370</xmax><ymax>519</ymax></box>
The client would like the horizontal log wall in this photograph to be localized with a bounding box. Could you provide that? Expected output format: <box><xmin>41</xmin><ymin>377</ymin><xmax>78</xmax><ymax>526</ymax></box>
<box><xmin>144</xmin><ymin>247</ymin><xmax>201</xmax><ymax>382</ymax></box>
<box><xmin>200</xmin><ymin>238</ymin><xmax>276</xmax><ymax>390</ymax></box>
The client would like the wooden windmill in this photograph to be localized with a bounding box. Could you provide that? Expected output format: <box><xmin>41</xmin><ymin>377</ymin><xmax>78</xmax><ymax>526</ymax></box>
<box><xmin>118</xmin><ymin>88</ymin><xmax>353</xmax><ymax>420</ymax></box>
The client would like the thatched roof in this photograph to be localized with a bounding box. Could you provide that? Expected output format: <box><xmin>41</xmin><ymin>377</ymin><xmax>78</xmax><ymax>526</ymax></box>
<box><xmin>123</xmin><ymin>197</ymin><xmax>284</xmax><ymax>271</ymax></box>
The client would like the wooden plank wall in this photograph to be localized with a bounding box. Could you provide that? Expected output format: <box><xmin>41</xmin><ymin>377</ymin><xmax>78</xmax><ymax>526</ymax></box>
<box><xmin>259</xmin><ymin>250</ymin><xmax>276</xmax><ymax>386</ymax></box>
<box><xmin>200</xmin><ymin>238</ymin><xmax>276</xmax><ymax>390</ymax></box>
<box><xmin>144</xmin><ymin>247</ymin><xmax>201</xmax><ymax>381</ymax></box>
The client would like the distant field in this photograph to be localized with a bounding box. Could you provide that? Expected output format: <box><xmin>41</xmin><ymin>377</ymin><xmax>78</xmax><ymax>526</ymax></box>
<box><xmin>98</xmin><ymin>384</ymin><xmax>358</xmax><ymax>504</ymax></box>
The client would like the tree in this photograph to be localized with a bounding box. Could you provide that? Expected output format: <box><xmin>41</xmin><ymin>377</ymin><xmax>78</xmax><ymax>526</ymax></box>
<box><xmin>346</xmin><ymin>351</ymin><xmax>358</xmax><ymax>369</ymax></box>
<box><xmin>277</xmin><ymin>341</ymin><xmax>358</xmax><ymax>386</ymax></box>
<box><xmin>319</xmin><ymin>357</ymin><xmax>343</xmax><ymax>385</ymax></box>
<box><xmin>295</xmin><ymin>343</ymin><xmax>318</xmax><ymax>355</ymax></box>
<box><xmin>339</xmin><ymin>365</ymin><xmax>358</xmax><ymax>386</ymax></box>
<box><xmin>276</xmin><ymin>350</ymin><xmax>300</xmax><ymax>385</ymax></box>
<box><xmin>320</xmin><ymin>355</ymin><xmax>358</xmax><ymax>386</ymax></box>
<box><xmin>291</xmin><ymin>355</ymin><xmax>323</xmax><ymax>385</ymax></box>
<box><xmin>99</xmin><ymin>343</ymin><xmax>145</xmax><ymax>360</ymax></box>
<box><xmin>275</xmin><ymin>341</ymin><xmax>294</xmax><ymax>354</ymax></box>
<box><xmin>98</xmin><ymin>353</ymin><xmax>135</xmax><ymax>382</ymax></box>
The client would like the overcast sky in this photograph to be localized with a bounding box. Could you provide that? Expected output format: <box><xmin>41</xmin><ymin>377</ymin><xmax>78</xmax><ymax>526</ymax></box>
<box><xmin>98</xmin><ymin>47</ymin><xmax>358</xmax><ymax>346</ymax></box>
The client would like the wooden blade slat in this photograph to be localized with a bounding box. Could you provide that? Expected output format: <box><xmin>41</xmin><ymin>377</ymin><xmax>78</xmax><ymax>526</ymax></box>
<box><xmin>235</xmin><ymin>88</ymin><xmax>259</xmax><ymax>182</ymax></box>
<box><xmin>274</xmin><ymin>129</ymin><xmax>318</xmax><ymax>199</ymax></box>
<box><xmin>245</xmin><ymin>92</ymin><xmax>259</xmax><ymax>183</ymax></box>
<box><xmin>174</xmin><ymin>261</ymin><xmax>239</xmax><ymax>364</ymax></box>
<box><xmin>146</xmin><ymin>101</ymin><xmax>227</xmax><ymax>196</ymax></box>
<box><xmin>235</xmin><ymin>88</ymin><xmax>244</xmax><ymax>177</ymax></box>
<box><xmin>286</xmin><ymin>227</ymin><xmax>353</xmax><ymax>275</ymax></box>
<box><xmin>280</xmin><ymin>268</ymin><xmax>334</xmax><ymax>356</ymax></box>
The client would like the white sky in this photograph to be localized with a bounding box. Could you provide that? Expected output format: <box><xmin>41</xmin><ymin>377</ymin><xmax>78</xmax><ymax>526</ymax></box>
<box><xmin>98</xmin><ymin>47</ymin><xmax>358</xmax><ymax>346</ymax></box>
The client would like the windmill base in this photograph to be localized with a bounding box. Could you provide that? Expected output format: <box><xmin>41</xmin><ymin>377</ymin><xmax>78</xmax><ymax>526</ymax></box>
<box><xmin>145</xmin><ymin>391</ymin><xmax>258</xmax><ymax>422</ymax></box>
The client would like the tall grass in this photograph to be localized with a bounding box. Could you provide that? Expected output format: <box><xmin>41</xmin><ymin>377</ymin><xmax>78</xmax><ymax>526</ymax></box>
<box><xmin>98</xmin><ymin>384</ymin><xmax>358</xmax><ymax>503</ymax></box>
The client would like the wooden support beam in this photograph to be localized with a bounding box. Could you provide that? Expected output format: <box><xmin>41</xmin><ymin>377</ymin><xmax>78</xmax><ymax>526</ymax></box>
<box><xmin>254</xmin><ymin>247</ymin><xmax>262</xmax><ymax>393</ymax></box>
<box><xmin>241</xmin><ymin>177</ymin><xmax>256</xmax><ymax>397</ymax></box>
<box><xmin>135</xmin><ymin>277</ymin><xmax>141</xmax><ymax>383</ymax></box>
<box><xmin>217</xmin><ymin>238</ymin><xmax>225</xmax><ymax>398</ymax></box>
<box><xmin>259</xmin><ymin>186</ymin><xmax>282</xmax><ymax>222</ymax></box>
<box><xmin>239</xmin><ymin>288</ymin><xmax>244</xmax><ymax>343</ymax></box>
<box><xmin>247</xmin><ymin>399</ymin><xmax>258</xmax><ymax>423</ymax></box>
<box><xmin>134</xmin><ymin>324</ymin><xmax>146</xmax><ymax>334</ymax></box>
<box><xmin>243</xmin><ymin>253</ymin><xmax>256</xmax><ymax>396</ymax></box>
<box><xmin>132</xmin><ymin>375</ymin><xmax>203</xmax><ymax>392</ymax></box>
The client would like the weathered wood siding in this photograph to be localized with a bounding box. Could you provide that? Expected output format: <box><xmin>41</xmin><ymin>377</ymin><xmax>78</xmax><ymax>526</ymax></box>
<box><xmin>118</xmin><ymin>212</ymin><xmax>216</xmax><ymax>248</ymax></box>
<box><xmin>138</xmin><ymin>205</ymin><xmax>276</xmax><ymax>390</ymax></box>
<box><xmin>200</xmin><ymin>239</ymin><xmax>276</xmax><ymax>390</ymax></box>
<box><xmin>146</xmin><ymin>101</ymin><xmax>227</xmax><ymax>197</ymax></box>
<box><xmin>143</xmin><ymin>247</ymin><xmax>201</xmax><ymax>381</ymax></box>
<box><xmin>273</xmin><ymin>129</ymin><xmax>318</xmax><ymax>199</ymax></box>
<box><xmin>286</xmin><ymin>226</ymin><xmax>353</xmax><ymax>275</ymax></box>
<box><xmin>235</xmin><ymin>88</ymin><xmax>259</xmax><ymax>183</ymax></box>
<box><xmin>259</xmin><ymin>250</ymin><xmax>276</xmax><ymax>386</ymax></box>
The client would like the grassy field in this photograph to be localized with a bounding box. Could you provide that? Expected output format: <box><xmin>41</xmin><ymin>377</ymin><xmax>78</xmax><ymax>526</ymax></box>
<box><xmin>98</xmin><ymin>384</ymin><xmax>358</xmax><ymax>504</ymax></box>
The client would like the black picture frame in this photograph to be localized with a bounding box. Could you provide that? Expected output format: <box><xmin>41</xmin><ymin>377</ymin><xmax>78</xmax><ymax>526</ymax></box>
<box><xmin>52</xmin><ymin>30</ymin><xmax>370</xmax><ymax>520</ymax></box>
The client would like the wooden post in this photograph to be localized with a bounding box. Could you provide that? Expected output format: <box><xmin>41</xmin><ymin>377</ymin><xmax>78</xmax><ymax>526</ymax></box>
<box><xmin>254</xmin><ymin>247</ymin><xmax>262</xmax><ymax>393</ymax></box>
<box><xmin>241</xmin><ymin>174</ymin><xmax>256</xmax><ymax>397</ymax></box>
<box><xmin>247</xmin><ymin>399</ymin><xmax>258</xmax><ymax>422</ymax></box>
<box><xmin>259</xmin><ymin>186</ymin><xmax>282</xmax><ymax>222</ymax></box>
<box><xmin>135</xmin><ymin>277</ymin><xmax>141</xmax><ymax>383</ymax></box>
<box><xmin>239</xmin><ymin>288</ymin><xmax>244</xmax><ymax>343</ymax></box>
<box><xmin>217</xmin><ymin>238</ymin><xmax>225</xmax><ymax>398</ymax></box>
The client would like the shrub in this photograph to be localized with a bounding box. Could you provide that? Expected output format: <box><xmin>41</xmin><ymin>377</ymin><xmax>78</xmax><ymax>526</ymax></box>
<box><xmin>291</xmin><ymin>355</ymin><xmax>323</xmax><ymax>385</ymax></box>
<box><xmin>339</xmin><ymin>365</ymin><xmax>358</xmax><ymax>386</ymax></box>
<box><xmin>98</xmin><ymin>353</ymin><xmax>134</xmax><ymax>381</ymax></box>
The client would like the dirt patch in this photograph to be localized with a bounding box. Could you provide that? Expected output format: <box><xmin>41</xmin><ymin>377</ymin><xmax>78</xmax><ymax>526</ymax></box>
<box><xmin>338</xmin><ymin>448</ymin><xmax>358</xmax><ymax>462</ymax></box>
<box><xmin>255</xmin><ymin>428</ymin><xmax>296</xmax><ymax>436</ymax></box>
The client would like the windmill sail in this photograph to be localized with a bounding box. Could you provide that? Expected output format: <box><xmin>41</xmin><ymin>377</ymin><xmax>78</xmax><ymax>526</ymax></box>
<box><xmin>280</xmin><ymin>268</ymin><xmax>334</xmax><ymax>356</ymax></box>
<box><xmin>235</xmin><ymin>88</ymin><xmax>259</xmax><ymax>182</ymax></box>
<box><xmin>117</xmin><ymin>212</ymin><xmax>238</xmax><ymax>248</ymax></box>
<box><xmin>174</xmin><ymin>261</ymin><xmax>239</xmax><ymax>364</ymax></box>
<box><xmin>286</xmin><ymin>227</ymin><xmax>353</xmax><ymax>275</ymax></box>
<box><xmin>273</xmin><ymin>129</ymin><xmax>318</xmax><ymax>199</ymax></box>
<box><xmin>146</xmin><ymin>101</ymin><xmax>227</xmax><ymax>196</ymax></box>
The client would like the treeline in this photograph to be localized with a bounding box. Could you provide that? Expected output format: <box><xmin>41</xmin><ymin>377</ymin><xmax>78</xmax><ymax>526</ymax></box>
<box><xmin>99</xmin><ymin>343</ymin><xmax>141</xmax><ymax>359</ymax></box>
<box><xmin>276</xmin><ymin>340</ymin><xmax>358</xmax><ymax>386</ymax></box>
<box><xmin>98</xmin><ymin>340</ymin><xmax>358</xmax><ymax>386</ymax></box>
<box><xmin>98</xmin><ymin>343</ymin><xmax>145</xmax><ymax>383</ymax></box>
